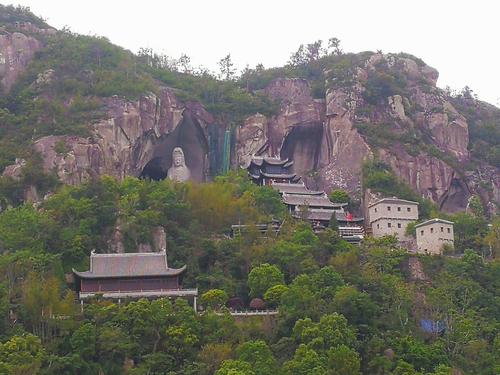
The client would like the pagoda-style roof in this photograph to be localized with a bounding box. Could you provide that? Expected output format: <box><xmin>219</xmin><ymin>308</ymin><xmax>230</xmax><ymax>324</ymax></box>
<box><xmin>293</xmin><ymin>208</ymin><xmax>335</xmax><ymax>221</ymax></box>
<box><xmin>292</xmin><ymin>209</ymin><xmax>364</xmax><ymax>223</ymax></box>
<box><xmin>271</xmin><ymin>182</ymin><xmax>324</xmax><ymax>196</ymax></box>
<box><xmin>282</xmin><ymin>193</ymin><xmax>338</xmax><ymax>208</ymax></box>
<box><xmin>261</xmin><ymin>172</ymin><xmax>297</xmax><ymax>179</ymax></box>
<box><xmin>73</xmin><ymin>251</ymin><xmax>186</xmax><ymax>279</ymax></box>
<box><xmin>250</xmin><ymin>156</ymin><xmax>293</xmax><ymax>167</ymax></box>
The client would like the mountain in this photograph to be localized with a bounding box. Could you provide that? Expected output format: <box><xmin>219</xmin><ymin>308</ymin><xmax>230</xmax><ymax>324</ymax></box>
<box><xmin>0</xmin><ymin>5</ymin><xmax>499</xmax><ymax>215</ymax></box>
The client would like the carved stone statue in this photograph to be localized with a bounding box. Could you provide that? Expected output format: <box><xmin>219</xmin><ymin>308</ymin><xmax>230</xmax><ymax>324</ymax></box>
<box><xmin>167</xmin><ymin>147</ymin><xmax>191</xmax><ymax>182</ymax></box>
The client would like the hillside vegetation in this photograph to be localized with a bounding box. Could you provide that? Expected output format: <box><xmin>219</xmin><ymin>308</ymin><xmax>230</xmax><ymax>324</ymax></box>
<box><xmin>0</xmin><ymin>6</ymin><xmax>499</xmax><ymax>375</ymax></box>
<box><xmin>0</xmin><ymin>173</ymin><xmax>499</xmax><ymax>374</ymax></box>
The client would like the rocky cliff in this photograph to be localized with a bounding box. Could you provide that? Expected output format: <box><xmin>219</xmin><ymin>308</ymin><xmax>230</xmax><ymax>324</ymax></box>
<box><xmin>1</xmin><ymin>21</ymin><xmax>499</xmax><ymax>214</ymax></box>
<box><xmin>0</xmin><ymin>21</ymin><xmax>55</xmax><ymax>92</ymax></box>
<box><xmin>5</xmin><ymin>88</ymin><xmax>214</xmax><ymax>185</ymax></box>
<box><xmin>236</xmin><ymin>54</ymin><xmax>499</xmax><ymax>213</ymax></box>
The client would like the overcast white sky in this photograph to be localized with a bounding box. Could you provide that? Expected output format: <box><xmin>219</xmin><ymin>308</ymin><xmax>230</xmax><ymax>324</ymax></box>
<box><xmin>6</xmin><ymin>0</ymin><xmax>500</xmax><ymax>106</ymax></box>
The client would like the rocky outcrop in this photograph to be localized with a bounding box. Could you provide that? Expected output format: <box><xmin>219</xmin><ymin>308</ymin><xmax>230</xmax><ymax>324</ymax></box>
<box><xmin>20</xmin><ymin>88</ymin><xmax>214</xmax><ymax>185</ymax></box>
<box><xmin>0</xmin><ymin>28</ymin><xmax>45</xmax><ymax>92</ymax></box>
<box><xmin>236</xmin><ymin>54</ymin><xmax>498</xmax><ymax>212</ymax></box>
<box><xmin>3</xmin><ymin>46</ymin><xmax>498</xmax><ymax>214</ymax></box>
<box><xmin>236</xmin><ymin>78</ymin><xmax>325</xmax><ymax>181</ymax></box>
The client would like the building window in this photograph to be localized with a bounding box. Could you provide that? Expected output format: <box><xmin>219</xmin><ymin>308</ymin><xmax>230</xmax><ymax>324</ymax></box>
<box><xmin>388</xmin><ymin>222</ymin><xmax>392</xmax><ymax>228</ymax></box>
<box><xmin>374</xmin><ymin>208</ymin><xmax>377</xmax><ymax>213</ymax></box>
<box><xmin>377</xmin><ymin>224</ymin><xmax>380</xmax><ymax>229</ymax></box>
<box><xmin>397</xmin><ymin>223</ymin><xmax>402</xmax><ymax>228</ymax></box>
<box><xmin>447</xmin><ymin>228</ymin><xmax>451</xmax><ymax>233</ymax></box>
<box><xmin>420</xmin><ymin>230</ymin><xmax>424</xmax><ymax>236</ymax></box>
<box><xmin>441</xmin><ymin>227</ymin><xmax>444</xmax><ymax>232</ymax></box>
<box><xmin>430</xmin><ymin>227</ymin><xmax>434</xmax><ymax>233</ymax></box>
<box><xmin>387</xmin><ymin>206</ymin><xmax>391</xmax><ymax>211</ymax></box>
<box><xmin>397</xmin><ymin>207</ymin><xmax>401</xmax><ymax>211</ymax></box>
<box><xmin>407</xmin><ymin>207</ymin><xmax>411</xmax><ymax>212</ymax></box>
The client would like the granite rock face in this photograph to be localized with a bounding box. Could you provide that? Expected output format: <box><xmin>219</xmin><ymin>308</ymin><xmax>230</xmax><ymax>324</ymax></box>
<box><xmin>0</xmin><ymin>31</ymin><xmax>42</xmax><ymax>92</ymax></box>
<box><xmin>0</xmin><ymin>23</ymin><xmax>55</xmax><ymax>92</ymax></box>
<box><xmin>2</xmin><ymin>40</ymin><xmax>498</xmax><ymax>214</ymax></box>
<box><xmin>235</xmin><ymin>54</ymin><xmax>498</xmax><ymax>212</ymax></box>
<box><xmin>24</xmin><ymin>88</ymin><xmax>214</xmax><ymax>185</ymax></box>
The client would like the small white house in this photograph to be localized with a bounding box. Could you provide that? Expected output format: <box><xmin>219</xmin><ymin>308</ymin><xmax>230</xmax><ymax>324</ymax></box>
<box><xmin>415</xmin><ymin>218</ymin><xmax>454</xmax><ymax>255</ymax></box>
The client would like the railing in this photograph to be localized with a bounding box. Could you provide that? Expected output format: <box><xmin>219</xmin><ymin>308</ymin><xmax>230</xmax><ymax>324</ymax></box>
<box><xmin>211</xmin><ymin>309</ymin><xmax>279</xmax><ymax>316</ymax></box>
<box><xmin>79</xmin><ymin>288</ymin><xmax>198</xmax><ymax>299</ymax></box>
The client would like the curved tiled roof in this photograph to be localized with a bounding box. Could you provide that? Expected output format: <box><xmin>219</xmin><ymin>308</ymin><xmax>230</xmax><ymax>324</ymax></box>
<box><xmin>271</xmin><ymin>182</ymin><xmax>324</xmax><ymax>195</ymax></box>
<box><xmin>250</xmin><ymin>156</ymin><xmax>292</xmax><ymax>166</ymax></box>
<box><xmin>282</xmin><ymin>193</ymin><xmax>337</xmax><ymax>208</ymax></box>
<box><xmin>73</xmin><ymin>251</ymin><xmax>186</xmax><ymax>279</ymax></box>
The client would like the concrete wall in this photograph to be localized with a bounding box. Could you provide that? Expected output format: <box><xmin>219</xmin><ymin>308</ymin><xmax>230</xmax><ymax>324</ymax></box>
<box><xmin>369</xmin><ymin>200</ymin><xmax>418</xmax><ymax>240</ymax></box>
<box><xmin>369</xmin><ymin>201</ymin><xmax>418</xmax><ymax>223</ymax></box>
<box><xmin>371</xmin><ymin>218</ymin><xmax>414</xmax><ymax>240</ymax></box>
<box><xmin>416</xmin><ymin>222</ymin><xmax>454</xmax><ymax>255</ymax></box>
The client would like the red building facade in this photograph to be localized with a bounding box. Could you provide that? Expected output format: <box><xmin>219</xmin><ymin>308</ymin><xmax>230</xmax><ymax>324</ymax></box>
<box><xmin>73</xmin><ymin>251</ymin><xmax>197</xmax><ymax>306</ymax></box>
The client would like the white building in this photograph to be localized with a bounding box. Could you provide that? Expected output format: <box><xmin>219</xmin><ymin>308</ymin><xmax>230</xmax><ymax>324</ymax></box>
<box><xmin>415</xmin><ymin>218</ymin><xmax>454</xmax><ymax>255</ymax></box>
<box><xmin>368</xmin><ymin>198</ymin><xmax>419</xmax><ymax>240</ymax></box>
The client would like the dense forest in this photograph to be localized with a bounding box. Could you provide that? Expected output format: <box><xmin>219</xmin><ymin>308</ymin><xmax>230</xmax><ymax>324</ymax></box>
<box><xmin>0</xmin><ymin>172</ymin><xmax>499</xmax><ymax>374</ymax></box>
<box><xmin>0</xmin><ymin>5</ymin><xmax>499</xmax><ymax>375</ymax></box>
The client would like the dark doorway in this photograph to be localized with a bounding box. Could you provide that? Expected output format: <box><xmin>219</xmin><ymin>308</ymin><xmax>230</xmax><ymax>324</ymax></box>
<box><xmin>140</xmin><ymin>157</ymin><xmax>167</xmax><ymax>181</ymax></box>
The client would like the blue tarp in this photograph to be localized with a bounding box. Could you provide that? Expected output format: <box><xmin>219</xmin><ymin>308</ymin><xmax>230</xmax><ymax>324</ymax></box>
<box><xmin>420</xmin><ymin>319</ymin><xmax>446</xmax><ymax>334</ymax></box>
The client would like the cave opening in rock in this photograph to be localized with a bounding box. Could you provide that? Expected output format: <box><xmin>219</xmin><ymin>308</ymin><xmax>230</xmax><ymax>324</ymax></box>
<box><xmin>140</xmin><ymin>157</ymin><xmax>167</xmax><ymax>181</ymax></box>
<box><xmin>139</xmin><ymin>111</ymin><xmax>209</xmax><ymax>182</ymax></box>
<box><xmin>280</xmin><ymin>122</ymin><xmax>323</xmax><ymax>176</ymax></box>
<box><xmin>439</xmin><ymin>177</ymin><xmax>470</xmax><ymax>212</ymax></box>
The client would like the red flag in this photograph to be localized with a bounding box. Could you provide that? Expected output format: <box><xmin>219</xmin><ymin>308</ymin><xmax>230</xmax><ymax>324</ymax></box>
<box><xmin>346</xmin><ymin>212</ymin><xmax>353</xmax><ymax>221</ymax></box>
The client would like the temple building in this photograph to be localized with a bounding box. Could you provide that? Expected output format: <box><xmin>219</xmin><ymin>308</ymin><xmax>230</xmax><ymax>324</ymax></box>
<box><xmin>246</xmin><ymin>156</ymin><xmax>364</xmax><ymax>242</ymax></box>
<box><xmin>335</xmin><ymin>211</ymin><xmax>366</xmax><ymax>243</ymax></box>
<box><xmin>247</xmin><ymin>157</ymin><xmax>300</xmax><ymax>185</ymax></box>
<box><xmin>274</xmin><ymin>182</ymin><xmax>364</xmax><ymax>242</ymax></box>
<box><xmin>73</xmin><ymin>251</ymin><xmax>198</xmax><ymax>309</ymax></box>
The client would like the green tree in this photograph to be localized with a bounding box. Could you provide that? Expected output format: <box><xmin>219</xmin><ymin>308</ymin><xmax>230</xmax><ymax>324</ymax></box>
<box><xmin>263</xmin><ymin>284</ymin><xmax>288</xmax><ymax>307</ymax></box>
<box><xmin>283</xmin><ymin>344</ymin><xmax>326</xmax><ymax>375</ymax></box>
<box><xmin>219</xmin><ymin>54</ymin><xmax>236</xmax><ymax>81</ymax></box>
<box><xmin>327</xmin><ymin>345</ymin><xmax>361</xmax><ymax>375</ymax></box>
<box><xmin>292</xmin><ymin>313</ymin><xmax>357</xmax><ymax>353</ymax></box>
<box><xmin>329</xmin><ymin>190</ymin><xmax>351</xmax><ymax>206</ymax></box>
<box><xmin>0</xmin><ymin>334</ymin><xmax>46</xmax><ymax>374</ymax></box>
<box><xmin>201</xmin><ymin>289</ymin><xmax>229</xmax><ymax>310</ymax></box>
<box><xmin>247</xmin><ymin>263</ymin><xmax>284</xmax><ymax>298</ymax></box>
<box><xmin>70</xmin><ymin>323</ymin><xmax>97</xmax><ymax>361</ymax></box>
<box><xmin>236</xmin><ymin>340</ymin><xmax>277</xmax><ymax>375</ymax></box>
<box><xmin>332</xmin><ymin>286</ymin><xmax>378</xmax><ymax>326</ymax></box>
<box><xmin>216</xmin><ymin>359</ymin><xmax>256</xmax><ymax>375</ymax></box>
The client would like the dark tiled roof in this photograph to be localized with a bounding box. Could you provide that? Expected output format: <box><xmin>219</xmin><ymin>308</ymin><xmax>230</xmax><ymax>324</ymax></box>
<box><xmin>294</xmin><ymin>209</ymin><xmax>335</xmax><ymax>221</ymax></box>
<box><xmin>73</xmin><ymin>251</ymin><xmax>186</xmax><ymax>279</ymax></box>
<box><xmin>271</xmin><ymin>182</ymin><xmax>324</xmax><ymax>195</ymax></box>
<box><xmin>282</xmin><ymin>193</ymin><xmax>338</xmax><ymax>208</ymax></box>
<box><xmin>250</xmin><ymin>156</ymin><xmax>292</xmax><ymax>166</ymax></box>
<box><xmin>261</xmin><ymin>172</ymin><xmax>297</xmax><ymax>179</ymax></box>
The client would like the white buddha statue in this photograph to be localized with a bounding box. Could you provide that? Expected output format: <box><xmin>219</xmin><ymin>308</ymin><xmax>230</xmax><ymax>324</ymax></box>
<box><xmin>167</xmin><ymin>147</ymin><xmax>191</xmax><ymax>182</ymax></box>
